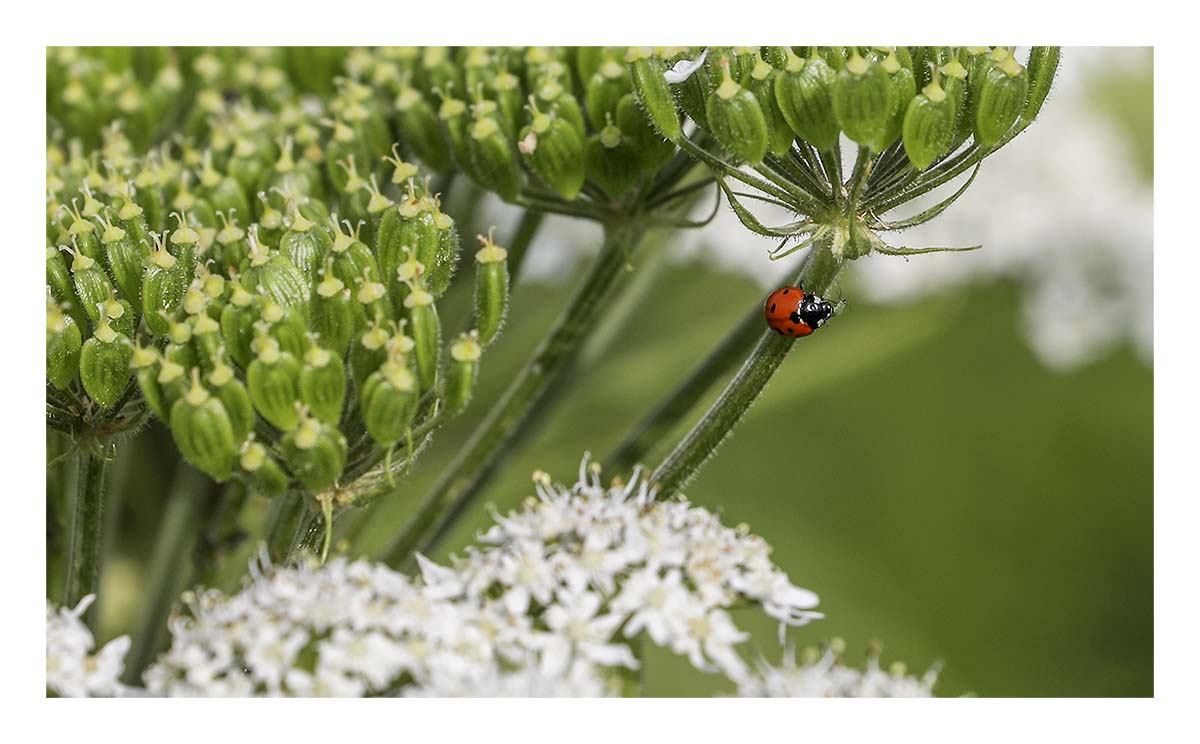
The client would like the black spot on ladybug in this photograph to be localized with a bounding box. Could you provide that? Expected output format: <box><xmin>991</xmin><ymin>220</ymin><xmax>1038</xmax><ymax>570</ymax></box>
<box><xmin>782</xmin><ymin>289</ymin><xmax>790</xmax><ymax>295</ymax></box>
<box><xmin>785</xmin><ymin>327</ymin><xmax>794</xmax><ymax>334</ymax></box>
<box><xmin>769</xmin><ymin>303</ymin><xmax>776</xmax><ymax>313</ymax></box>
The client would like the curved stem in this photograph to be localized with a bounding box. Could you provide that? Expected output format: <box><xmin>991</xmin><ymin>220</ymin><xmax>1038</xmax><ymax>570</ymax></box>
<box><xmin>604</xmin><ymin>303</ymin><xmax>764</xmax><ymax>476</ymax></box>
<box><xmin>650</xmin><ymin>239</ymin><xmax>847</xmax><ymax>498</ymax></box>
<box><xmin>382</xmin><ymin>221</ymin><xmax>646</xmax><ymax>566</ymax></box>
<box><xmin>62</xmin><ymin>441</ymin><xmax>114</xmax><ymax>627</ymax></box>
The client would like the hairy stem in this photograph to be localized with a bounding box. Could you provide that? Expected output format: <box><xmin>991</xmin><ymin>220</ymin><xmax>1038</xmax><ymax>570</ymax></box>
<box><xmin>62</xmin><ymin>442</ymin><xmax>114</xmax><ymax>627</ymax></box>
<box><xmin>382</xmin><ymin>221</ymin><xmax>646</xmax><ymax>566</ymax></box>
<box><xmin>650</xmin><ymin>239</ymin><xmax>846</xmax><ymax>497</ymax></box>
<box><xmin>122</xmin><ymin>464</ymin><xmax>211</xmax><ymax>684</ymax></box>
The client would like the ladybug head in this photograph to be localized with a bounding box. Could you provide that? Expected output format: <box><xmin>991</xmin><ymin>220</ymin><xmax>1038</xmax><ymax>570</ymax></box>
<box><xmin>795</xmin><ymin>292</ymin><xmax>834</xmax><ymax>329</ymax></box>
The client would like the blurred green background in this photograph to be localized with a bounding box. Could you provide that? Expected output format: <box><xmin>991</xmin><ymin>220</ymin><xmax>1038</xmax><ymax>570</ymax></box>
<box><xmin>82</xmin><ymin>49</ymin><xmax>1152</xmax><ymax>697</ymax></box>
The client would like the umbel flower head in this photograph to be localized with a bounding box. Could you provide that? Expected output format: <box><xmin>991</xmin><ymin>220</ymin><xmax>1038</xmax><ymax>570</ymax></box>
<box><xmin>131</xmin><ymin>457</ymin><xmax>820</xmax><ymax>696</ymax></box>
<box><xmin>46</xmin><ymin>595</ymin><xmax>131</xmax><ymax>698</ymax></box>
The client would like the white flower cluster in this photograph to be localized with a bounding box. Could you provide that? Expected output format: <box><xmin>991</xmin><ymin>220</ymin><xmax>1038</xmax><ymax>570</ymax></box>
<box><xmin>431</xmin><ymin>458</ymin><xmax>824</xmax><ymax>684</ymax></box>
<box><xmin>46</xmin><ymin>595</ymin><xmax>131</xmax><ymax>698</ymax></box>
<box><xmin>739</xmin><ymin>647</ymin><xmax>940</xmax><ymax>698</ymax></box>
<box><xmin>137</xmin><ymin>458</ymin><xmax>821</xmax><ymax>696</ymax></box>
<box><xmin>143</xmin><ymin>553</ymin><xmax>600</xmax><ymax>697</ymax></box>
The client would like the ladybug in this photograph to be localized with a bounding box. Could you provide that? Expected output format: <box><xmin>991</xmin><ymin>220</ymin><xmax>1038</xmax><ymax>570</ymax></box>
<box><xmin>763</xmin><ymin>285</ymin><xmax>834</xmax><ymax>337</ymax></box>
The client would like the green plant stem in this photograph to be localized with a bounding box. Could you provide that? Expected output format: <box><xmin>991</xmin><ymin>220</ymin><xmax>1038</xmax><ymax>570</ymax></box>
<box><xmin>62</xmin><ymin>442</ymin><xmax>114</xmax><ymax>627</ymax></box>
<box><xmin>505</xmin><ymin>209</ymin><xmax>545</xmax><ymax>282</ymax></box>
<box><xmin>382</xmin><ymin>221</ymin><xmax>646</xmax><ymax>566</ymax></box>
<box><xmin>122</xmin><ymin>464</ymin><xmax>211</xmax><ymax>685</ymax></box>
<box><xmin>605</xmin><ymin>303</ymin><xmax>763</xmax><ymax>476</ymax></box>
<box><xmin>650</xmin><ymin>240</ymin><xmax>846</xmax><ymax>498</ymax></box>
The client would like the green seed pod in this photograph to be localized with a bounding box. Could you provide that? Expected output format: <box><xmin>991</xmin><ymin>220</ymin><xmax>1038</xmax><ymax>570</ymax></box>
<box><xmin>189</xmin><ymin>311</ymin><xmax>224</xmax><ymax>372</ymax></box>
<box><xmin>774</xmin><ymin>51</ymin><xmax>840</xmax><ymax>152</ymax></box>
<box><xmin>142</xmin><ymin>232</ymin><xmax>187</xmax><ymax>337</ymax></box>
<box><xmin>104</xmin><ymin>295</ymin><xmax>137</xmax><ymax>340</ymax></box>
<box><xmin>490</xmin><ymin>70</ymin><xmax>526</xmax><ymax>141</ymax></box>
<box><xmin>239</xmin><ymin>439</ymin><xmax>288</xmax><ymax>498</ymax></box>
<box><xmin>131</xmin><ymin>345</ymin><xmax>169</xmax><ymax>421</ymax></box>
<box><xmin>627</xmin><ymin>48</ymin><xmax>682</xmax><ymax>142</ymax></box>
<box><xmin>705</xmin><ymin>60</ymin><xmax>769</xmax><ymax>165</ymax></box>
<box><xmin>585</xmin><ymin>58</ymin><xmax>632</xmax><ymax>131</ymax></box>
<box><xmin>833</xmin><ymin>50</ymin><xmax>897</xmax><ymax>152</ymax></box>
<box><xmin>169</xmin><ymin>368</ymin><xmax>238</xmax><ymax>481</ymax></box>
<box><xmin>246</xmin><ymin>336</ymin><xmax>301</xmax><ymax>431</ymax></box>
<box><xmin>584</xmin><ymin>122</ymin><xmax>640</xmax><ymax>200</ymax></box>
<box><xmin>468</xmin><ymin>112</ymin><xmax>522</xmax><ymax>202</ymax></box>
<box><xmin>262</xmin><ymin>300</ymin><xmax>308</xmax><ymax>359</ymax></box>
<box><xmin>615</xmin><ymin>94</ymin><xmax>675</xmax><ymax>175</ymax></box>
<box><xmin>164</xmin><ymin>318</ymin><xmax>198</xmax><ymax>371</ymax></box>
<box><xmin>518</xmin><ymin>98</ymin><xmax>585</xmax><ymax>200</ymax></box>
<box><xmin>62</xmin><ymin>201</ymin><xmax>104</xmax><ymax>266</ymax></box>
<box><xmin>534</xmin><ymin>78</ymin><xmax>586</xmax><ymax>138</ymax></box>
<box><xmin>395</xmin><ymin>85</ymin><xmax>452</xmax><ymax>172</ymax></box>
<box><xmin>167</xmin><ymin>211</ymin><xmax>200</xmax><ymax>287</ymax></box>
<box><xmin>47</xmin><ymin>246</ymin><xmax>88</xmax><ymax>331</ymax></box>
<box><xmin>403</xmin><ymin>279</ymin><xmax>440</xmax><ymax>391</ymax></box>
<box><xmin>212</xmin><ymin>211</ymin><xmax>250</xmax><ymax>273</ymax></box>
<box><xmin>745</xmin><ymin>53</ymin><xmax>794</xmax><ymax>157</ymax></box>
<box><xmin>473</xmin><ymin>232</ymin><xmax>510</xmax><ymax>347</ymax></box>
<box><xmin>79</xmin><ymin>307</ymin><xmax>132</xmax><ymax>409</ymax></box>
<box><xmin>939</xmin><ymin>57</ymin><xmax>970</xmax><ymax>140</ymax></box>
<box><xmin>46</xmin><ymin>301</ymin><xmax>82</xmax><ymax>391</ymax></box>
<box><xmin>310</xmin><ymin>257</ymin><xmax>355</xmax><ymax>357</ymax></box>
<box><xmin>361</xmin><ymin>357</ymin><xmax>418</xmax><ymax>445</ymax></box>
<box><xmin>438</xmin><ymin>95</ymin><xmax>476</xmax><ymax>178</ymax></box>
<box><xmin>672</xmin><ymin>48</ymin><xmax>718</xmax><ymax>129</ymax></box>
<box><xmin>114</xmin><ymin>182</ymin><xmax>153</xmax><ymax>255</ymax></box>
<box><xmin>298</xmin><ymin>342</ymin><xmax>346</xmax><ymax>425</ymax></box>
<box><xmin>903</xmin><ymin>77</ymin><xmax>957</xmax><ymax>170</ymax></box>
<box><xmin>427</xmin><ymin>205</ymin><xmax>460</xmax><ymax>297</ymax></box>
<box><xmin>68</xmin><ymin>248</ymin><xmax>113</xmax><ymax>326</ymax></box>
<box><xmin>350</xmin><ymin>319</ymin><xmax>391</xmax><ymax>391</ymax></box>
<box><xmin>219</xmin><ymin>280</ymin><xmax>261</xmax><ymax>368</ymax></box>
<box><xmin>208</xmin><ymin>361</ymin><xmax>254</xmax><ymax>443</ymax></box>
<box><xmin>975</xmin><ymin>53</ymin><xmax>1029</xmax><ymax>147</ymax></box>
<box><xmin>879</xmin><ymin>51</ymin><xmax>916</xmax><ymax>150</ymax></box>
<box><xmin>240</xmin><ymin>228</ymin><xmax>309</xmax><ymax>313</ymax></box>
<box><xmin>445</xmin><ymin>332</ymin><xmax>482</xmax><ymax>416</ymax></box>
<box><xmin>97</xmin><ymin>216</ymin><xmax>143</xmax><ymax>312</ymax></box>
<box><xmin>958</xmin><ymin>48</ymin><xmax>994</xmax><ymax>143</ymax></box>
<box><xmin>281</xmin><ymin>415</ymin><xmax>347</xmax><ymax>493</ymax></box>
<box><xmin>278</xmin><ymin>207</ymin><xmax>332</xmax><ymax>286</ymax></box>
<box><xmin>379</xmin><ymin>185</ymin><xmax>439</xmax><ymax>285</ymax></box>
<box><xmin>1023</xmin><ymin>46</ymin><xmax>1060</xmax><ymax>124</ymax></box>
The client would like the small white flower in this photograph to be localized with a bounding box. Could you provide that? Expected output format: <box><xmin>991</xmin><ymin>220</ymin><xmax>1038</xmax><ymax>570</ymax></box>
<box><xmin>671</xmin><ymin>605</ymin><xmax>750</xmax><ymax>682</ymax></box>
<box><xmin>46</xmin><ymin>595</ymin><xmax>131</xmax><ymax>698</ymax></box>
<box><xmin>540</xmin><ymin>590</ymin><xmax>637</xmax><ymax>674</ymax></box>
<box><xmin>664</xmin><ymin>49</ymin><xmax>709</xmax><ymax>84</ymax></box>
<box><xmin>612</xmin><ymin>568</ymin><xmax>689</xmax><ymax>646</ymax></box>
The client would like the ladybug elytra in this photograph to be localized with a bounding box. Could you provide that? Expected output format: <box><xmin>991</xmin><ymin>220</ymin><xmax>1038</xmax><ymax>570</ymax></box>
<box><xmin>763</xmin><ymin>285</ymin><xmax>834</xmax><ymax>337</ymax></box>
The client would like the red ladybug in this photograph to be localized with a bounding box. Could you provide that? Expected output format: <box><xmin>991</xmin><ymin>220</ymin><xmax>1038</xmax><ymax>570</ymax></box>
<box><xmin>764</xmin><ymin>285</ymin><xmax>835</xmax><ymax>337</ymax></box>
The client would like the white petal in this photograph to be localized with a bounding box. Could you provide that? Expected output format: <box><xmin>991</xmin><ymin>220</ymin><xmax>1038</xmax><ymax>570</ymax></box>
<box><xmin>663</xmin><ymin>50</ymin><xmax>709</xmax><ymax>84</ymax></box>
